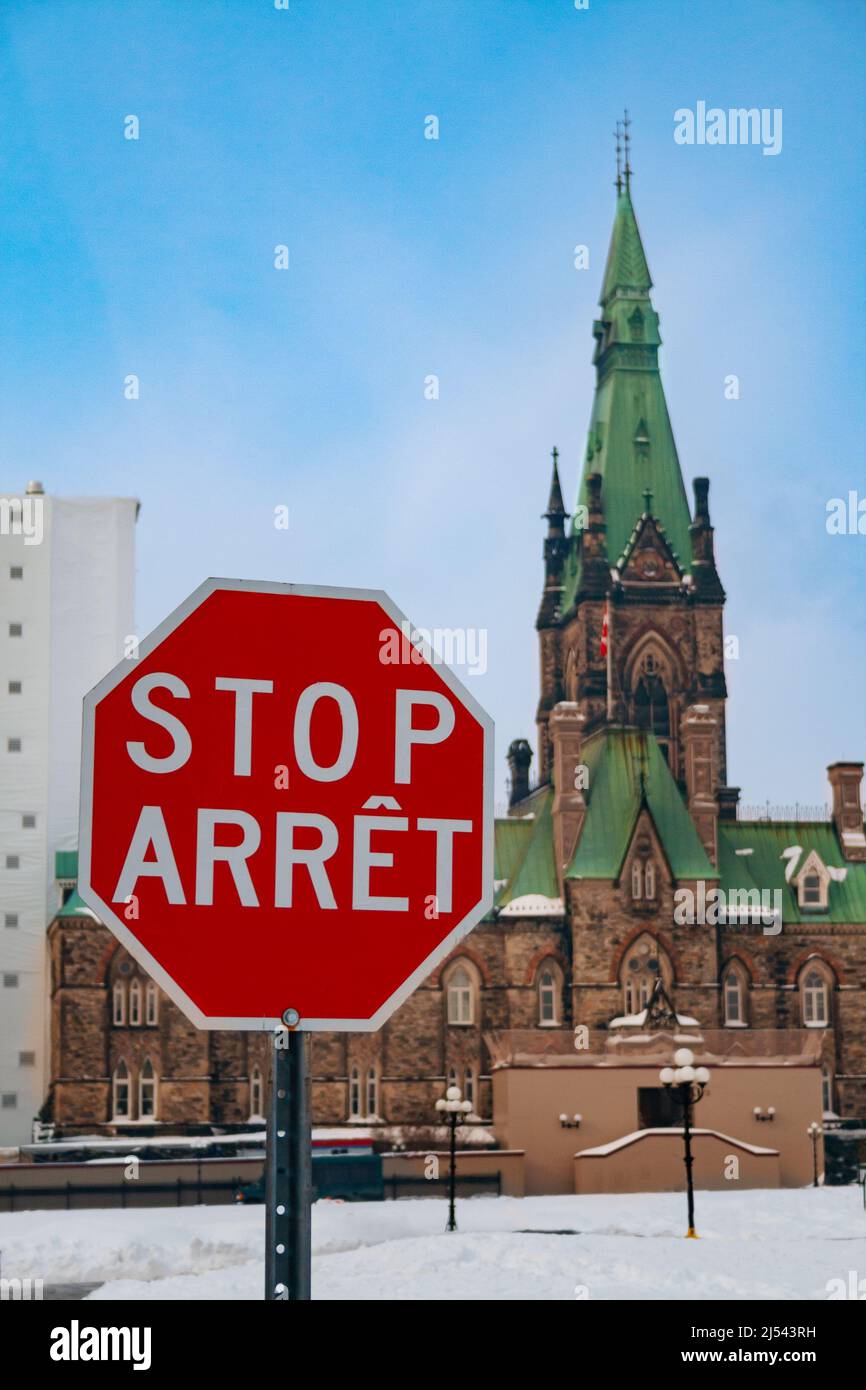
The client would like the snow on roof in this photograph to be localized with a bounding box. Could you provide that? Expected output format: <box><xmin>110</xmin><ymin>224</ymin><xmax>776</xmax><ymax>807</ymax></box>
<box><xmin>498</xmin><ymin>893</ymin><xmax>564</xmax><ymax>918</ymax></box>
<box><xmin>609</xmin><ymin>1007</ymin><xmax>699</xmax><ymax>1029</ymax></box>
<box><xmin>577</xmin><ymin>1128</ymin><xmax>779</xmax><ymax>1158</ymax></box>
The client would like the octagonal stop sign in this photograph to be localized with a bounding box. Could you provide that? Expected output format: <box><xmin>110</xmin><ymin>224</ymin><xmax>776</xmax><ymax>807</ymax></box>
<box><xmin>78</xmin><ymin>579</ymin><xmax>493</xmax><ymax>1031</ymax></box>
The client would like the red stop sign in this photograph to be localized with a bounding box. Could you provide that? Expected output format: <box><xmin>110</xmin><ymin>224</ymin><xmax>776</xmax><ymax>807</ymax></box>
<box><xmin>79</xmin><ymin>580</ymin><xmax>493</xmax><ymax>1030</ymax></box>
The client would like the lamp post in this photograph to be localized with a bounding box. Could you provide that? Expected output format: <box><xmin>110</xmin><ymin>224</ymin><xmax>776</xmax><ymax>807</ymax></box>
<box><xmin>660</xmin><ymin>1048</ymin><xmax>710</xmax><ymax>1239</ymax></box>
<box><xmin>435</xmin><ymin>1085</ymin><xmax>473</xmax><ymax>1232</ymax></box>
<box><xmin>807</xmin><ymin>1121</ymin><xmax>823</xmax><ymax>1188</ymax></box>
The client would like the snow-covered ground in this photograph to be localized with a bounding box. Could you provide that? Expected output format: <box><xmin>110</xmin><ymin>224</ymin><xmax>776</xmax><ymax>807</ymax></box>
<box><xmin>0</xmin><ymin>1188</ymin><xmax>863</xmax><ymax>1300</ymax></box>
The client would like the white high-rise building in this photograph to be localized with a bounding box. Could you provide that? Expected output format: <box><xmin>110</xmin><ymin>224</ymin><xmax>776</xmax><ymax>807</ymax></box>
<box><xmin>0</xmin><ymin>482</ymin><xmax>137</xmax><ymax>1145</ymax></box>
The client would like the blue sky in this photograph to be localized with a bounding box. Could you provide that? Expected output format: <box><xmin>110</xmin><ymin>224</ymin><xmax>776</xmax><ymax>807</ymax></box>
<box><xmin>1</xmin><ymin>0</ymin><xmax>863</xmax><ymax>811</ymax></box>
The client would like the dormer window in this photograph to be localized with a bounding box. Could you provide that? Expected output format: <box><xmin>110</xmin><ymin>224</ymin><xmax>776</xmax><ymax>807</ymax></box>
<box><xmin>794</xmin><ymin>851</ymin><xmax>830</xmax><ymax>912</ymax></box>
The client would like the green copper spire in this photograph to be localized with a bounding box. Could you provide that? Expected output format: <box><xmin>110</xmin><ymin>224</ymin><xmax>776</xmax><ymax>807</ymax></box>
<box><xmin>561</xmin><ymin>141</ymin><xmax>694</xmax><ymax>611</ymax></box>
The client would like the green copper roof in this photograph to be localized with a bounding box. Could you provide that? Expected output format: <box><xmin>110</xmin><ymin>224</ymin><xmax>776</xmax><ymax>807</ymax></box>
<box><xmin>55</xmin><ymin>850</ymin><xmax>78</xmax><ymax>880</ymax></box>
<box><xmin>561</xmin><ymin>185</ymin><xmax>694</xmax><ymax>611</ymax></box>
<box><xmin>600</xmin><ymin>185</ymin><xmax>652</xmax><ymax>302</ymax></box>
<box><xmin>56</xmin><ymin>889</ymin><xmax>98</xmax><ymax>920</ymax></box>
<box><xmin>495</xmin><ymin>790</ymin><xmax>560</xmax><ymax>908</ymax></box>
<box><xmin>567</xmin><ymin>728</ymin><xmax>717</xmax><ymax>881</ymax></box>
<box><xmin>718</xmin><ymin>822</ymin><xmax>866</xmax><ymax>925</ymax></box>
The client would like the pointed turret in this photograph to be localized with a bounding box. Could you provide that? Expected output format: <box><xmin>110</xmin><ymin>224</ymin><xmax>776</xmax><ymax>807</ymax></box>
<box><xmin>537</xmin><ymin>447</ymin><xmax>569</xmax><ymax>629</ymax></box>
<box><xmin>561</xmin><ymin>170</ymin><xmax>695</xmax><ymax>615</ymax></box>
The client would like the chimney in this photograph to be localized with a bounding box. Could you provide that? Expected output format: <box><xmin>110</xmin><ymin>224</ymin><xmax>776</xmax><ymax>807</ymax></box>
<box><xmin>550</xmin><ymin>702</ymin><xmax>587</xmax><ymax>880</ymax></box>
<box><xmin>507</xmin><ymin>739</ymin><xmax>533</xmax><ymax>810</ymax></box>
<box><xmin>681</xmin><ymin>704</ymin><xmax>719</xmax><ymax>864</ymax></box>
<box><xmin>717</xmin><ymin>786</ymin><xmax>740</xmax><ymax>823</ymax></box>
<box><xmin>827</xmin><ymin>763</ymin><xmax>866</xmax><ymax>861</ymax></box>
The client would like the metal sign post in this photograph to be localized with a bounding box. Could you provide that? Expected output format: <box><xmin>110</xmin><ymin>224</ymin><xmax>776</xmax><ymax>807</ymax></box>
<box><xmin>265</xmin><ymin>1017</ymin><xmax>311</xmax><ymax>1300</ymax></box>
<box><xmin>287</xmin><ymin>1029</ymin><xmax>312</xmax><ymax>1299</ymax></box>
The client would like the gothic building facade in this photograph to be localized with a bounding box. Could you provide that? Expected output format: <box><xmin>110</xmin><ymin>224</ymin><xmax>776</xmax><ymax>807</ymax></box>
<box><xmin>44</xmin><ymin>172</ymin><xmax>866</xmax><ymax>1140</ymax></box>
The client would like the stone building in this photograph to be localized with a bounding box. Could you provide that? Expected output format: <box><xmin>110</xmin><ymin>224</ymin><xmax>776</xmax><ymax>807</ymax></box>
<box><xmin>42</xmin><ymin>170</ymin><xmax>866</xmax><ymax>1142</ymax></box>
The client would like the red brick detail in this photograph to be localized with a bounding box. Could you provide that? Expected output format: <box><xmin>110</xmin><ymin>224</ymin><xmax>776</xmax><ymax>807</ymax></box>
<box><xmin>522</xmin><ymin>946</ymin><xmax>569</xmax><ymax>986</ymax></box>
<box><xmin>720</xmin><ymin>948</ymin><xmax>760</xmax><ymax>983</ymax></box>
<box><xmin>428</xmin><ymin>945</ymin><xmax>492</xmax><ymax>988</ymax></box>
<box><xmin>787</xmin><ymin>949</ymin><xmax>846</xmax><ymax>987</ymax></box>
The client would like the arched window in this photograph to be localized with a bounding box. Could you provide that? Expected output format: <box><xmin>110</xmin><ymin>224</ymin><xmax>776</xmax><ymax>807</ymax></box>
<box><xmin>145</xmin><ymin>982</ymin><xmax>158</xmax><ymax>1026</ymax></box>
<box><xmin>537</xmin><ymin>962</ymin><xmax>561</xmax><ymax>1025</ymax></box>
<box><xmin>129</xmin><ymin>979</ymin><xmax>141</xmax><ymax>1027</ymax></box>
<box><xmin>628</xmin><ymin>649</ymin><xmax>671</xmax><ymax>763</ymax></box>
<box><xmin>722</xmin><ymin>965</ymin><xmax>746</xmax><ymax>1025</ymax></box>
<box><xmin>366</xmin><ymin>1065</ymin><xmax>379</xmax><ymax>1118</ymax></box>
<box><xmin>112</xmin><ymin>982</ymin><xmax>125</xmax><ymax>1026</ymax></box>
<box><xmin>446</xmin><ymin>963</ymin><xmax>475</xmax><ymax>1026</ymax></box>
<box><xmin>112</xmin><ymin>1060</ymin><xmax>130</xmax><ymax>1119</ymax></box>
<box><xmin>621</xmin><ymin>935</ymin><xmax>670</xmax><ymax>1016</ymax></box>
<box><xmin>250</xmin><ymin>1066</ymin><xmax>264</xmax><ymax>1120</ymax></box>
<box><xmin>630</xmin><ymin>853</ymin><xmax>657</xmax><ymax>902</ymax></box>
<box><xmin>463</xmin><ymin>1066</ymin><xmax>476</xmax><ymax>1110</ymax></box>
<box><xmin>448</xmin><ymin>1065</ymin><xmax>459</xmax><ymax>1090</ymax></box>
<box><xmin>802</xmin><ymin>967</ymin><xmax>830</xmax><ymax>1026</ymax></box>
<box><xmin>139</xmin><ymin>1059</ymin><xmax>157</xmax><ymax>1119</ymax></box>
<box><xmin>631</xmin><ymin>860</ymin><xmax>643</xmax><ymax>900</ymax></box>
<box><xmin>349</xmin><ymin>1066</ymin><xmax>361</xmax><ymax>1118</ymax></box>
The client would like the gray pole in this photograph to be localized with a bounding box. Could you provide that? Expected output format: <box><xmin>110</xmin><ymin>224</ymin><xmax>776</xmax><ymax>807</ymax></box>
<box><xmin>287</xmin><ymin>1029</ymin><xmax>312</xmax><ymax>1300</ymax></box>
<box><xmin>265</xmin><ymin>1030</ymin><xmax>291</xmax><ymax>1299</ymax></box>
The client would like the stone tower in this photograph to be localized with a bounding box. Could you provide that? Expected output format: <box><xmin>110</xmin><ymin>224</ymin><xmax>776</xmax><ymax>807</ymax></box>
<box><xmin>534</xmin><ymin>172</ymin><xmax>729</xmax><ymax>864</ymax></box>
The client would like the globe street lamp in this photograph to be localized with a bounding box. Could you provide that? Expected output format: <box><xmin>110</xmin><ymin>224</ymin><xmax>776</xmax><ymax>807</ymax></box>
<box><xmin>660</xmin><ymin>1048</ymin><xmax>711</xmax><ymax>1239</ymax></box>
<box><xmin>435</xmin><ymin>1085</ymin><xmax>473</xmax><ymax>1232</ymax></box>
<box><xmin>807</xmin><ymin>1121</ymin><xmax>823</xmax><ymax>1188</ymax></box>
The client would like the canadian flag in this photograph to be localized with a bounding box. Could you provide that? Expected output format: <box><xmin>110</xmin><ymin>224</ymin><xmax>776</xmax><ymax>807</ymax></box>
<box><xmin>599</xmin><ymin>601</ymin><xmax>609</xmax><ymax>658</ymax></box>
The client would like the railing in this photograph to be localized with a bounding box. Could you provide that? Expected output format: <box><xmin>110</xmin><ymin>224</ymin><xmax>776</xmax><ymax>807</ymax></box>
<box><xmin>384</xmin><ymin>1172</ymin><xmax>501</xmax><ymax>1200</ymax></box>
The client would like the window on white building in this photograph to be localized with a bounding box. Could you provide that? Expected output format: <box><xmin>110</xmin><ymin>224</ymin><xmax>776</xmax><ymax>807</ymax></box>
<box><xmin>3</xmin><ymin>973</ymin><xmax>19</xmax><ymax>988</ymax></box>
<box><xmin>8</xmin><ymin>681</ymin><xmax>21</xmax><ymax>694</ymax></box>
<box><xmin>4</xmin><ymin>914</ymin><xmax>18</xmax><ymax>929</ymax></box>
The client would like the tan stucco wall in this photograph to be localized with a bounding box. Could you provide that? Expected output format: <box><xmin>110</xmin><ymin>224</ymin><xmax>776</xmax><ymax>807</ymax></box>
<box><xmin>575</xmin><ymin>1130</ymin><xmax>779</xmax><ymax>1194</ymax></box>
<box><xmin>492</xmin><ymin>1063</ymin><xmax>823</xmax><ymax>1195</ymax></box>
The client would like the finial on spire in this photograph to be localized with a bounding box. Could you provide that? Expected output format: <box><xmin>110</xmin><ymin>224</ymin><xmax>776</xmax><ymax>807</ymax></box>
<box><xmin>643</xmin><ymin>485</ymin><xmax>653</xmax><ymax>515</ymax></box>
<box><xmin>545</xmin><ymin>446</ymin><xmax>565</xmax><ymax>521</ymax></box>
<box><xmin>623</xmin><ymin>108</ymin><xmax>632</xmax><ymax>190</ymax></box>
<box><xmin>613</xmin><ymin>119</ymin><xmax>623</xmax><ymax>195</ymax></box>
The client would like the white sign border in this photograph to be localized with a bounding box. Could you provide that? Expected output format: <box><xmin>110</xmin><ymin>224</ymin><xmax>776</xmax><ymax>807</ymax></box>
<box><xmin>78</xmin><ymin>577</ymin><xmax>495</xmax><ymax>1033</ymax></box>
